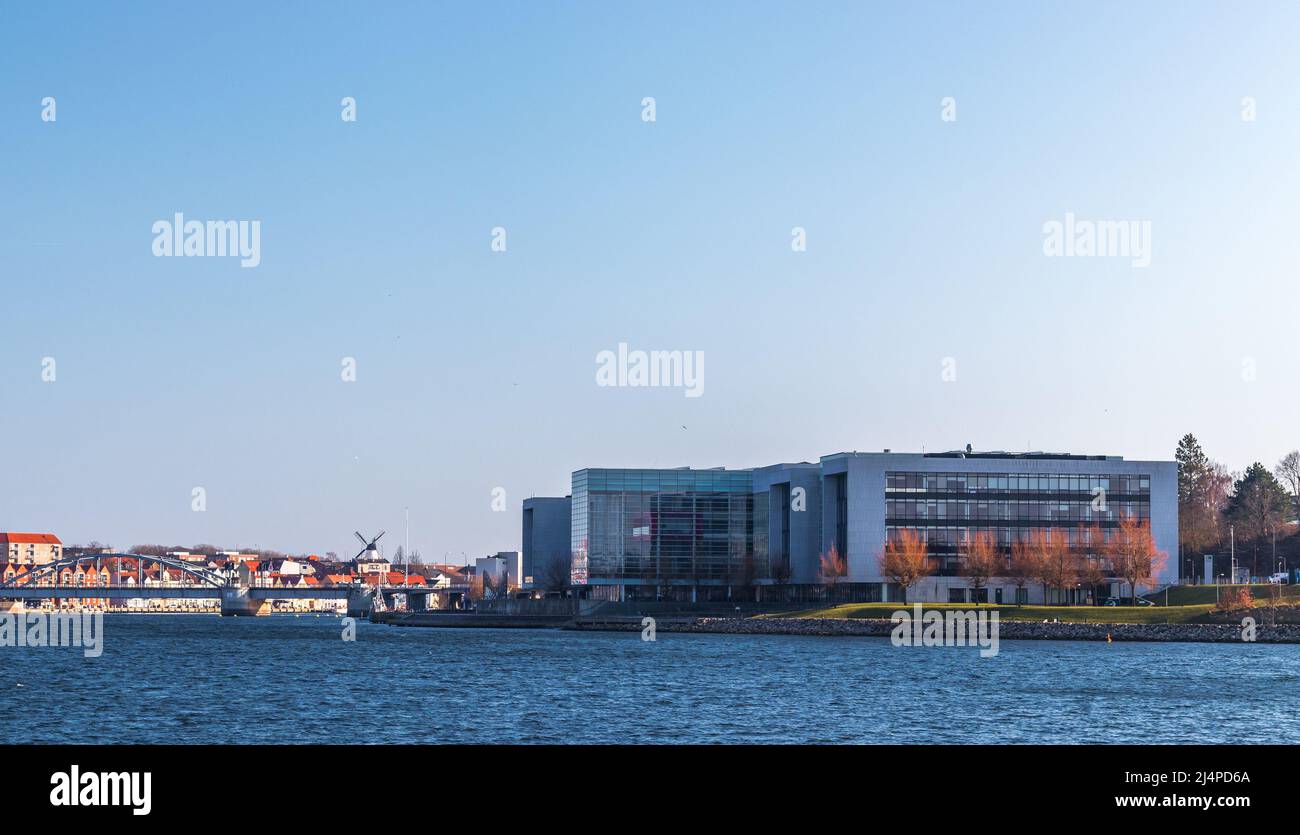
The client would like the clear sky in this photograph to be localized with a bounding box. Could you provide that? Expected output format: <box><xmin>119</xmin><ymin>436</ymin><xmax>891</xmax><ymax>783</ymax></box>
<box><xmin>3</xmin><ymin>2</ymin><xmax>1299</xmax><ymax>561</ymax></box>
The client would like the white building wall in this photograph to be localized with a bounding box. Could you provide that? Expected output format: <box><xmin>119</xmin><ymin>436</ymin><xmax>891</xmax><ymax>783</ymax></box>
<box><xmin>824</xmin><ymin>452</ymin><xmax>1179</xmax><ymax>602</ymax></box>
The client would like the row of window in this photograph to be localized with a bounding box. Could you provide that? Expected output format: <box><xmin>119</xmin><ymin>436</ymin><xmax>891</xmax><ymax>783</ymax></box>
<box><xmin>575</xmin><ymin>491</ymin><xmax>754</xmax><ymax>577</ymax></box>
<box><xmin>577</xmin><ymin>469</ymin><xmax>753</xmax><ymax>494</ymax></box>
<box><xmin>885</xmin><ymin>524</ymin><xmax>1136</xmax><ymax>548</ymax></box>
<box><xmin>585</xmin><ymin>554</ymin><xmax>765</xmax><ymax>581</ymax></box>
<box><xmin>885</xmin><ymin>472</ymin><xmax>1151</xmax><ymax>495</ymax></box>
<box><xmin>949</xmin><ymin>587</ymin><xmax>1031</xmax><ymax>604</ymax></box>
<box><xmin>886</xmin><ymin>499</ymin><xmax>1151</xmax><ymax>523</ymax></box>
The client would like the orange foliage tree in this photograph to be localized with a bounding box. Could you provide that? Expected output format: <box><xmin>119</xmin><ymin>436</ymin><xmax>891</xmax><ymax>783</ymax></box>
<box><xmin>1217</xmin><ymin>585</ymin><xmax>1254</xmax><ymax>613</ymax></box>
<box><xmin>1104</xmin><ymin>515</ymin><xmax>1167</xmax><ymax>605</ymax></box>
<box><xmin>1073</xmin><ymin>524</ymin><xmax>1107</xmax><ymax>605</ymax></box>
<box><xmin>1004</xmin><ymin>536</ymin><xmax>1038</xmax><ymax>606</ymax></box>
<box><xmin>878</xmin><ymin>528</ymin><xmax>932</xmax><ymax>604</ymax></box>
<box><xmin>1029</xmin><ymin>529</ymin><xmax>1074</xmax><ymax>606</ymax></box>
<box><xmin>959</xmin><ymin>530</ymin><xmax>1001</xmax><ymax>605</ymax></box>
<box><xmin>817</xmin><ymin>543</ymin><xmax>847</xmax><ymax>601</ymax></box>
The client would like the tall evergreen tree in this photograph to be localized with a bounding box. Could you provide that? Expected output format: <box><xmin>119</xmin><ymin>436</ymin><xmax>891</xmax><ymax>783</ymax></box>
<box><xmin>1226</xmin><ymin>462</ymin><xmax>1290</xmax><ymax>577</ymax></box>
<box><xmin>1175</xmin><ymin>434</ymin><xmax>1209</xmax><ymax>505</ymax></box>
<box><xmin>1175</xmin><ymin>434</ymin><xmax>1227</xmax><ymax>570</ymax></box>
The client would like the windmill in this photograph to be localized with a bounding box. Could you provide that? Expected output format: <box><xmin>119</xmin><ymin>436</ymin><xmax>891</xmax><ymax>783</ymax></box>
<box><xmin>353</xmin><ymin>530</ymin><xmax>386</xmax><ymax>563</ymax></box>
<box><xmin>352</xmin><ymin>530</ymin><xmax>389</xmax><ymax>613</ymax></box>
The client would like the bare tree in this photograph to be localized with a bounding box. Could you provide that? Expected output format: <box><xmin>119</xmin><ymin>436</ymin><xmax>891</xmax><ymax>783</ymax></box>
<box><xmin>958</xmin><ymin>530</ymin><xmax>999</xmax><ymax>604</ymax></box>
<box><xmin>769</xmin><ymin>555</ymin><xmax>792</xmax><ymax>585</ymax></box>
<box><xmin>818</xmin><ymin>544</ymin><xmax>847</xmax><ymax>602</ymax></box>
<box><xmin>877</xmin><ymin>529</ymin><xmax>931</xmax><ymax>604</ymax></box>
<box><xmin>1105</xmin><ymin>515</ymin><xmax>1168</xmax><ymax>605</ymax></box>
<box><xmin>1034</xmin><ymin>529</ymin><xmax>1075</xmax><ymax>606</ymax></box>
<box><xmin>731</xmin><ymin>552</ymin><xmax>758</xmax><ymax>602</ymax></box>
<box><xmin>1074</xmin><ymin>525</ymin><xmax>1108</xmax><ymax>606</ymax></box>
<box><xmin>538</xmin><ymin>553</ymin><xmax>571</xmax><ymax>593</ymax></box>
<box><xmin>1003</xmin><ymin>536</ymin><xmax>1037</xmax><ymax>606</ymax></box>
<box><xmin>1276</xmin><ymin>451</ymin><xmax>1300</xmax><ymax>522</ymax></box>
<box><xmin>1216</xmin><ymin>585</ymin><xmax>1253</xmax><ymax>614</ymax></box>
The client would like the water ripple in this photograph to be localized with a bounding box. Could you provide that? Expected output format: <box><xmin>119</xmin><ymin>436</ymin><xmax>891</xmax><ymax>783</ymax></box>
<box><xmin>2</xmin><ymin>616</ymin><xmax>1298</xmax><ymax>744</ymax></box>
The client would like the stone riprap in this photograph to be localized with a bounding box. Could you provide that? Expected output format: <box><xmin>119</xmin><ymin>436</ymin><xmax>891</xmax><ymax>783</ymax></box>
<box><xmin>603</xmin><ymin>617</ymin><xmax>1300</xmax><ymax>643</ymax></box>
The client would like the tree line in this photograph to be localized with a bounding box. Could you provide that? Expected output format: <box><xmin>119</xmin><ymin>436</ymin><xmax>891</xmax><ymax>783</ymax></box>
<box><xmin>1177</xmin><ymin>433</ymin><xmax>1298</xmax><ymax>580</ymax></box>
<box><xmin>864</xmin><ymin>517</ymin><xmax>1166</xmax><ymax>605</ymax></box>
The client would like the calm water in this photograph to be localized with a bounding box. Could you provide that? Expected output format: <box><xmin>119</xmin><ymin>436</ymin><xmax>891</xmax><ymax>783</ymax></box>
<box><xmin>2</xmin><ymin>615</ymin><xmax>1298</xmax><ymax>744</ymax></box>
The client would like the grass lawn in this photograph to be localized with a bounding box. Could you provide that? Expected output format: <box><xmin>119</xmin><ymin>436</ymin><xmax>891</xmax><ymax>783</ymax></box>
<box><xmin>1147</xmin><ymin>584</ymin><xmax>1298</xmax><ymax>607</ymax></box>
<box><xmin>768</xmin><ymin>602</ymin><xmax>1216</xmax><ymax>625</ymax></box>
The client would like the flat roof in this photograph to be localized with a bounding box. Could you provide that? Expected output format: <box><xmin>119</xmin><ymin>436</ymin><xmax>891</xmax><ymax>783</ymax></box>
<box><xmin>822</xmin><ymin>450</ymin><xmax>1121</xmax><ymax>461</ymax></box>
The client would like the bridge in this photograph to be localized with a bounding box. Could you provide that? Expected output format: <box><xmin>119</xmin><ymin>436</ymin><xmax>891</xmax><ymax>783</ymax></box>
<box><xmin>0</xmin><ymin>553</ymin><xmax>452</xmax><ymax>617</ymax></box>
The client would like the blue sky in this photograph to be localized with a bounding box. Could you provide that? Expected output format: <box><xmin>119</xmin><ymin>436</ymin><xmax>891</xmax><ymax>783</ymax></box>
<box><xmin>3</xmin><ymin>2</ymin><xmax>1299</xmax><ymax>561</ymax></box>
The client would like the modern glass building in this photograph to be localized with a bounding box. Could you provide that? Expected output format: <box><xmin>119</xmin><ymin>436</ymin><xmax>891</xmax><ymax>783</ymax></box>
<box><xmin>822</xmin><ymin>450</ymin><xmax>1177</xmax><ymax>604</ymax></box>
<box><xmin>531</xmin><ymin>450</ymin><xmax>1178</xmax><ymax>603</ymax></box>
<box><xmin>571</xmin><ymin>468</ymin><xmax>755</xmax><ymax>600</ymax></box>
<box><xmin>882</xmin><ymin>465</ymin><xmax>1151</xmax><ymax>602</ymax></box>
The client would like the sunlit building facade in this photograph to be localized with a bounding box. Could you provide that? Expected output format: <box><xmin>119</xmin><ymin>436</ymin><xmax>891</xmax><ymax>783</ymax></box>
<box><xmin>537</xmin><ymin>450</ymin><xmax>1178</xmax><ymax>603</ymax></box>
<box><xmin>823</xmin><ymin>451</ymin><xmax>1177</xmax><ymax>604</ymax></box>
<box><xmin>570</xmin><ymin>468</ymin><xmax>755</xmax><ymax>600</ymax></box>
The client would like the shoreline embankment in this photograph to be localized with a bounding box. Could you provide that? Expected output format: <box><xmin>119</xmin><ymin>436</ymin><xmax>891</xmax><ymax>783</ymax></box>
<box><xmin>373</xmin><ymin>611</ymin><xmax>1300</xmax><ymax>643</ymax></box>
<box><xmin>578</xmin><ymin>616</ymin><xmax>1300</xmax><ymax>643</ymax></box>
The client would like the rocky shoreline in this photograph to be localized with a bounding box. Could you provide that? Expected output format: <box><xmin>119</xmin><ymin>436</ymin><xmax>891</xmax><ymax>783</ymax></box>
<box><xmin>585</xmin><ymin>616</ymin><xmax>1300</xmax><ymax>644</ymax></box>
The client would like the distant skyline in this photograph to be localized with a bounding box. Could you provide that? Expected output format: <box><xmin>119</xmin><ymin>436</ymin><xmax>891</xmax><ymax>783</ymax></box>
<box><xmin>4</xmin><ymin>2</ymin><xmax>1300</xmax><ymax>558</ymax></box>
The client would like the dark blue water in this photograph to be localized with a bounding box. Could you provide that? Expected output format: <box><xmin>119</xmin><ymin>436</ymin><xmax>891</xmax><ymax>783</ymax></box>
<box><xmin>2</xmin><ymin>616</ymin><xmax>1297</xmax><ymax>744</ymax></box>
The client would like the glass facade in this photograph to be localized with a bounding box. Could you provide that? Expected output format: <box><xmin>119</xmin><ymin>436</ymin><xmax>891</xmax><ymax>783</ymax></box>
<box><xmin>753</xmin><ymin>488</ymin><xmax>770</xmax><ymax>573</ymax></box>
<box><xmin>884</xmin><ymin>471</ymin><xmax>1151</xmax><ymax>574</ymax></box>
<box><xmin>571</xmin><ymin>468</ymin><xmax>755</xmax><ymax>587</ymax></box>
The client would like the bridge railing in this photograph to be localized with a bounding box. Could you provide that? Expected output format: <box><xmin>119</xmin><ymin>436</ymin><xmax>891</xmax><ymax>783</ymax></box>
<box><xmin>0</xmin><ymin>553</ymin><xmax>234</xmax><ymax>590</ymax></box>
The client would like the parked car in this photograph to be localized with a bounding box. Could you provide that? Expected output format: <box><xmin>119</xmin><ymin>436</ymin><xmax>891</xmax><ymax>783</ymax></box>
<box><xmin>1104</xmin><ymin>596</ymin><xmax>1155</xmax><ymax>606</ymax></box>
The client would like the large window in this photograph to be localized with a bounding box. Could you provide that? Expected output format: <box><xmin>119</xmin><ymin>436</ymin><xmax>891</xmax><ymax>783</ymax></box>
<box><xmin>571</xmin><ymin>469</ymin><xmax>755</xmax><ymax>584</ymax></box>
<box><xmin>884</xmin><ymin>470</ymin><xmax>1152</xmax><ymax>576</ymax></box>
